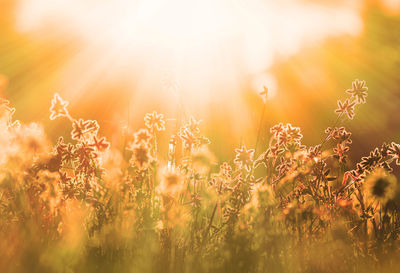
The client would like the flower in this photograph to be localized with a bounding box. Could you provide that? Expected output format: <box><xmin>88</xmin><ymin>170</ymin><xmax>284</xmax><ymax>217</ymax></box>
<box><xmin>325</xmin><ymin>127</ymin><xmax>352</xmax><ymax>144</ymax></box>
<box><xmin>179</xmin><ymin>128</ymin><xmax>198</xmax><ymax>149</ymax></box>
<box><xmin>71</xmin><ymin>119</ymin><xmax>99</xmax><ymax>141</ymax></box>
<box><xmin>89</xmin><ymin>136</ymin><xmax>110</xmax><ymax>152</ymax></box>
<box><xmin>388</xmin><ymin>142</ymin><xmax>400</xmax><ymax>165</ymax></box>
<box><xmin>50</xmin><ymin>93</ymin><xmax>70</xmax><ymax>120</ymax></box>
<box><xmin>285</xmin><ymin>124</ymin><xmax>303</xmax><ymax>144</ymax></box>
<box><xmin>144</xmin><ymin>111</ymin><xmax>166</xmax><ymax>131</ymax></box>
<box><xmin>346</xmin><ymin>79</ymin><xmax>368</xmax><ymax>104</ymax></box>
<box><xmin>73</xmin><ymin>143</ymin><xmax>96</xmax><ymax>173</ymax></box>
<box><xmin>134</xmin><ymin>128</ymin><xmax>152</xmax><ymax>145</ymax></box>
<box><xmin>365</xmin><ymin>168</ymin><xmax>397</xmax><ymax>205</ymax></box>
<box><xmin>185</xmin><ymin>116</ymin><xmax>201</xmax><ymax>135</ymax></box>
<box><xmin>335</xmin><ymin>98</ymin><xmax>356</xmax><ymax>119</ymax></box>
<box><xmin>234</xmin><ymin>145</ymin><xmax>255</xmax><ymax>171</ymax></box>
<box><xmin>358</xmin><ymin>148</ymin><xmax>382</xmax><ymax>172</ymax></box>
<box><xmin>270</xmin><ymin>123</ymin><xmax>285</xmax><ymax>139</ymax></box>
<box><xmin>127</xmin><ymin>144</ymin><xmax>153</xmax><ymax>169</ymax></box>
<box><xmin>273</xmin><ymin>123</ymin><xmax>303</xmax><ymax>146</ymax></box>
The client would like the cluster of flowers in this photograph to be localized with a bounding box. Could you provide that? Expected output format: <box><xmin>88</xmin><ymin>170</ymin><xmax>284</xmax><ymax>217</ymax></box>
<box><xmin>335</xmin><ymin>79</ymin><xmax>368</xmax><ymax>119</ymax></box>
<box><xmin>1</xmin><ymin>78</ymin><xmax>400</xmax><ymax>271</ymax></box>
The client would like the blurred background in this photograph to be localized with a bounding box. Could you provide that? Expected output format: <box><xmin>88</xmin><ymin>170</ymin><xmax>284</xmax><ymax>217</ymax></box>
<box><xmin>0</xmin><ymin>0</ymin><xmax>399</xmax><ymax>164</ymax></box>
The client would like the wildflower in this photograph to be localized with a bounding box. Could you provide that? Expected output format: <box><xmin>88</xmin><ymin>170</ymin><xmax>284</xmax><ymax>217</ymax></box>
<box><xmin>335</xmin><ymin>98</ymin><xmax>356</xmax><ymax>119</ymax></box>
<box><xmin>234</xmin><ymin>145</ymin><xmax>255</xmax><ymax>171</ymax></box>
<box><xmin>144</xmin><ymin>111</ymin><xmax>166</xmax><ymax>131</ymax></box>
<box><xmin>127</xmin><ymin>143</ymin><xmax>153</xmax><ymax>169</ymax></box>
<box><xmin>89</xmin><ymin>136</ymin><xmax>110</xmax><ymax>152</ymax></box>
<box><xmin>325</xmin><ymin>127</ymin><xmax>352</xmax><ymax>144</ymax></box>
<box><xmin>380</xmin><ymin>142</ymin><xmax>391</xmax><ymax>157</ymax></box>
<box><xmin>388</xmin><ymin>142</ymin><xmax>400</xmax><ymax>165</ymax></box>
<box><xmin>134</xmin><ymin>128</ymin><xmax>152</xmax><ymax>145</ymax></box>
<box><xmin>179</xmin><ymin>128</ymin><xmax>198</xmax><ymax>149</ymax></box>
<box><xmin>365</xmin><ymin>168</ymin><xmax>397</xmax><ymax>205</ymax></box>
<box><xmin>50</xmin><ymin>93</ymin><xmax>70</xmax><ymax>120</ymax></box>
<box><xmin>358</xmin><ymin>148</ymin><xmax>382</xmax><ymax>172</ymax></box>
<box><xmin>71</xmin><ymin>119</ymin><xmax>99</xmax><ymax>141</ymax></box>
<box><xmin>346</xmin><ymin>79</ymin><xmax>368</xmax><ymax>104</ymax></box>
<box><xmin>277</xmin><ymin>130</ymin><xmax>289</xmax><ymax>146</ymax></box>
<box><xmin>56</xmin><ymin>137</ymin><xmax>75</xmax><ymax>162</ymax></box>
<box><xmin>275</xmin><ymin>123</ymin><xmax>302</xmax><ymax>147</ymax></box>
<box><xmin>270</xmin><ymin>123</ymin><xmax>285</xmax><ymax>139</ymax></box>
<box><xmin>333</xmin><ymin>142</ymin><xmax>350</xmax><ymax>163</ymax></box>
<box><xmin>74</xmin><ymin>143</ymin><xmax>96</xmax><ymax>172</ymax></box>
<box><xmin>286</xmin><ymin>124</ymin><xmax>303</xmax><ymax>144</ymax></box>
<box><xmin>307</xmin><ymin>144</ymin><xmax>321</xmax><ymax>159</ymax></box>
<box><xmin>185</xmin><ymin>116</ymin><xmax>201</xmax><ymax>135</ymax></box>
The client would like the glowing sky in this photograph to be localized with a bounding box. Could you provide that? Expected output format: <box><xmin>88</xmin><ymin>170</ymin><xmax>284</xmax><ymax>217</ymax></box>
<box><xmin>15</xmin><ymin>0</ymin><xmax>363</xmax><ymax>106</ymax></box>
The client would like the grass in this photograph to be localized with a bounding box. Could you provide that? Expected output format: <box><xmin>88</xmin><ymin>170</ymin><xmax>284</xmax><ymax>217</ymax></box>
<box><xmin>0</xmin><ymin>80</ymin><xmax>400</xmax><ymax>273</ymax></box>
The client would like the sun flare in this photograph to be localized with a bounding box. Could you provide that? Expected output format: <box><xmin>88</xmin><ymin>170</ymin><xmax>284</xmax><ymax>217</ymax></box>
<box><xmin>1</xmin><ymin>1</ymin><xmax>400</xmax><ymax>272</ymax></box>
<box><xmin>15</xmin><ymin>0</ymin><xmax>363</xmax><ymax>108</ymax></box>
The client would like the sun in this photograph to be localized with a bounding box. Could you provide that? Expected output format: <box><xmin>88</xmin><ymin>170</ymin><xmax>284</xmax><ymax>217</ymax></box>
<box><xmin>15</xmin><ymin>0</ymin><xmax>362</xmax><ymax>111</ymax></box>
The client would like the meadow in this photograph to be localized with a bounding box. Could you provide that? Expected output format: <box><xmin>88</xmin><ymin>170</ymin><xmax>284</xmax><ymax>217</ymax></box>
<box><xmin>2</xmin><ymin>1</ymin><xmax>400</xmax><ymax>273</ymax></box>
<box><xmin>1</xmin><ymin>77</ymin><xmax>400</xmax><ymax>273</ymax></box>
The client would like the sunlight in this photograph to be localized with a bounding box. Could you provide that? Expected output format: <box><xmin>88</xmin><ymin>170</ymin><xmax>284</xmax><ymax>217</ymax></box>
<box><xmin>15</xmin><ymin>0</ymin><xmax>363</xmax><ymax>108</ymax></box>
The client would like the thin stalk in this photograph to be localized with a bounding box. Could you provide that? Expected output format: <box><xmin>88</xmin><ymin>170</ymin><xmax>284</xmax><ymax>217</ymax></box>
<box><xmin>255</xmin><ymin>100</ymin><xmax>267</xmax><ymax>156</ymax></box>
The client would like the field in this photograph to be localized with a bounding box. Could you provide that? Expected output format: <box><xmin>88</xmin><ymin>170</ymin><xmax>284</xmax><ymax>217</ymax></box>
<box><xmin>1</xmin><ymin>1</ymin><xmax>400</xmax><ymax>273</ymax></box>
